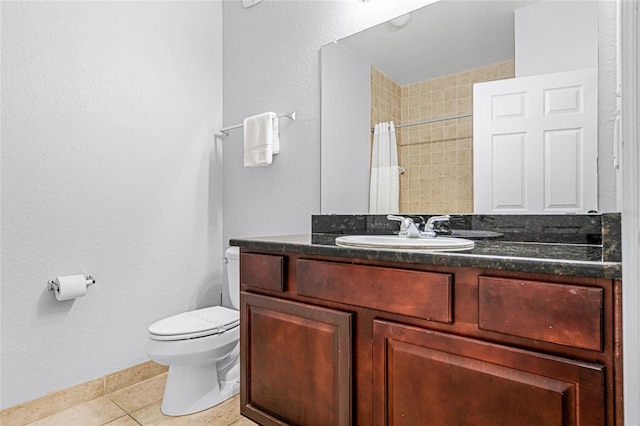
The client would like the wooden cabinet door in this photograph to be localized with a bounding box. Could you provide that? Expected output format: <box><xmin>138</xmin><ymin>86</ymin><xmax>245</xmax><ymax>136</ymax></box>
<box><xmin>373</xmin><ymin>320</ymin><xmax>605</xmax><ymax>426</ymax></box>
<box><xmin>241</xmin><ymin>292</ymin><xmax>352</xmax><ymax>426</ymax></box>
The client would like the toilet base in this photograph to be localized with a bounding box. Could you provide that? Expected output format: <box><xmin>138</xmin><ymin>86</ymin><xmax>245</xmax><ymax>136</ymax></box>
<box><xmin>160</xmin><ymin>363</ymin><xmax>240</xmax><ymax>416</ymax></box>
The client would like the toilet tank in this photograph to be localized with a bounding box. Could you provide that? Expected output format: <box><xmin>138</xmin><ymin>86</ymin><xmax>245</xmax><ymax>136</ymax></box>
<box><xmin>225</xmin><ymin>247</ymin><xmax>240</xmax><ymax>309</ymax></box>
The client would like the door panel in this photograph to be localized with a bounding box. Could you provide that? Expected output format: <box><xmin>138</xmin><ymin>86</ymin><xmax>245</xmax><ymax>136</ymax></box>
<box><xmin>544</xmin><ymin>128</ymin><xmax>582</xmax><ymax>209</ymax></box>
<box><xmin>241</xmin><ymin>292</ymin><xmax>352</xmax><ymax>426</ymax></box>
<box><xmin>474</xmin><ymin>68</ymin><xmax>597</xmax><ymax>213</ymax></box>
<box><xmin>491</xmin><ymin>132</ymin><xmax>527</xmax><ymax>210</ymax></box>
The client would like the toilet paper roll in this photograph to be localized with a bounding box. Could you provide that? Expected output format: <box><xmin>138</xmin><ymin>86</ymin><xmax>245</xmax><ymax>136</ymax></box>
<box><xmin>54</xmin><ymin>274</ymin><xmax>87</xmax><ymax>301</ymax></box>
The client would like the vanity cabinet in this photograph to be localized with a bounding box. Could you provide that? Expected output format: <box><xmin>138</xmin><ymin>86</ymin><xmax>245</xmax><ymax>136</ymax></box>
<box><xmin>241</xmin><ymin>292</ymin><xmax>351</xmax><ymax>426</ymax></box>
<box><xmin>372</xmin><ymin>320</ymin><xmax>605</xmax><ymax>425</ymax></box>
<box><xmin>239</xmin><ymin>250</ymin><xmax>621</xmax><ymax>426</ymax></box>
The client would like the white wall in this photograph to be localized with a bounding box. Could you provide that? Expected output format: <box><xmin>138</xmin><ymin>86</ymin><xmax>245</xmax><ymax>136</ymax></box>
<box><xmin>222</xmin><ymin>0</ymin><xmax>434</xmax><ymax>246</ymax></box>
<box><xmin>514</xmin><ymin>0</ymin><xmax>618</xmax><ymax>213</ymax></box>
<box><xmin>320</xmin><ymin>42</ymin><xmax>370</xmax><ymax>214</ymax></box>
<box><xmin>515</xmin><ymin>1</ymin><xmax>598</xmax><ymax>77</ymax></box>
<box><xmin>0</xmin><ymin>1</ymin><xmax>223</xmax><ymax>409</ymax></box>
<box><xmin>598</xmin><ymin>0</ymin><xmax>621</xmax><ymax>214</ymax></box>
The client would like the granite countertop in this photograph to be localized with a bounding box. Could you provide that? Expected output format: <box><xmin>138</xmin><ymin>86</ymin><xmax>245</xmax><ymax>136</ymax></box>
<box><xmin>230</xmin><ymin>233</ymin><xmax>622</xmax><ymax>280</ymax></box>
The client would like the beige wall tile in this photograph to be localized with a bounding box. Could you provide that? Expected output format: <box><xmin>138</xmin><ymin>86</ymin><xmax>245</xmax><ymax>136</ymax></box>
<box><xmin>108</xmin><ymin>373</ymin><xmax>167</xmax><ymax>413</ymax></box>
<box><xmin>484</xmin><ymin>63</ymin><xmax>501</xmax><ymax>81</ymax></box>
<box><xmin>432</xmin><ymin>102</ymin><xmax>444</xmax><ymax>119</ymax></box>
<box><xmin>444</xmin><ymin>87</ymin><xmax>457</xmax><ymax>101</ymax></box>
<box><xmin>105</xmin><ymin>361</ymin><xmax>168</xmax><ymax>394</ymax></box>
<box><xmin>457</xmin><ymin>83</ymin><xmax>471</xmax><ymax>98</ymax></box>
<box><xmin>444</xmin><ymin>100</ymin><xmax>457</xmax><ymax>116</ymax></box>
<box><xmin>470</xmin><ymin>68</ymin><xmax>485</xmax><ymax>84</ymax></box>
<box><xmin>457</xmin><ymin>150</ymin><xmax>472</xmax><ymax>164</ymax></box>
<box><xmin>393</xmin><ymin>60</ymin><xmax>513</xmax><ymax>213</ymax></box>
<box><xmin>370</xmin><ymin>61</ymin><xmax>511</xmax><ymax>214</ymax></box>
<box><xmin>420</xmin><ymin>105</ymin><xmax>432</xmax><ymax>121</ymax></box>
<box><xmin>444</xmin><ymin>125</ymin><xmax>457</xmax><ymax>142</ymax></box>
<box><xmin>444</xmin><ymin>74</ymin><xmax>457</xmax><ymax>88</ymax></box>
<box><xmin>409</xmin><ymin>94</ymin><xmax>420</xmax><ymax>108</ymax></box>
<box><xmin>458</xmin><ymin>121</ymin><xmax>472</xmax><ymax>139</ymax></box>
<box><xmin>431</xmin><ymin>126</ymin><xmax>444</xmax><ymax>142</ymax></box>
<box><xmin>500</xmin><ymin>59</ymin><xmax>515</xmax><ymax>77</ymax></box>
<box><xmin>371</xmin><ymin>66</ymin><xmax>401</xmax><ymax>131</ymax></box>
<box><xmin>457</xmin><ymin>71</ymin><xmax>471</xmax><ymax>85</ymax></box>
<box><xmin>432</xmin><ymin>90</ymin><xmax>444</xmax><ymax>104</ymax></box>
<box><xmin>457</xmin><ymin>98</ymin><xmax>472</xmax><ymax>115</ymax></box>
<box><xmin>431</xmin><ymin>77</ymin><xmax>444</xmax><ymax>91</ymax></box>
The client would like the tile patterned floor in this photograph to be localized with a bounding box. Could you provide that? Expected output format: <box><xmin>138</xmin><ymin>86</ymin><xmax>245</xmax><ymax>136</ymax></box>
<box><xmin>23</xmin><ymin>373</ymin><xmax>258</xmax><ymax>426</ymax></box>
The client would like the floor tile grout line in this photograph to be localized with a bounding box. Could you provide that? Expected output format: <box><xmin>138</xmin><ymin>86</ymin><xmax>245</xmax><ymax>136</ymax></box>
<box><xmin>105</xmin><ymin>391</ymin><xmax>165</xmax><ymax>419</ymax></box>
<box><xmin>17</xmin><ymin>377</ymin><xmax>249</xmax><ymax>426</ymax></box>
<box><xmin>104</xmin><ymin>373</ymin><xmax>167</xmax><ymax>416</ymax></box>
<box><xmin>98</xmin><ymin>414</ymin><xmax>142</xmax><ymax>426</ymax></box>
<box><xmin>105</xmin><ymin>393</ymin><xmax>130</xmax><ymax>414</ymax></box>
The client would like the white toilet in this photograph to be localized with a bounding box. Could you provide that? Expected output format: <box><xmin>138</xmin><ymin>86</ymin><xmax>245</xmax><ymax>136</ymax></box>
<box><xmin>146</xmin><ymin>247</ymin><xmax>241</xmax><ymax>416</ymax></box>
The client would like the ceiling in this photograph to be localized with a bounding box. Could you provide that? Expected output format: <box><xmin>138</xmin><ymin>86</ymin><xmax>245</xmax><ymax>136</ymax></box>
<box><xmin>339</xmin><ymin>0</ymin><xmax>542</xmax><ymax>86</ymax></box>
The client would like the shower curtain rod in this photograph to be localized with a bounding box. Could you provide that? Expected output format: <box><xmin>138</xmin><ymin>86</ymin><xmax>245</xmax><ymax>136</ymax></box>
<box><xmin>371</xmin><ymin>113</ymin><xmax>472</xmax><ymax>133</ymax></box>
<box><xmin>219</xmin><ymin>112</ymin><xmax>296</xmax><ymax>136</ymax></box>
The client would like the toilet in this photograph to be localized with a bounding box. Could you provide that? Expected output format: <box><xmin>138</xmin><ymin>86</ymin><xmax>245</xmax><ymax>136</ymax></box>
<box><xmin>146</xmin><ymin>247</ymin><xmax>241</xmax><ymax>416</ymax></box>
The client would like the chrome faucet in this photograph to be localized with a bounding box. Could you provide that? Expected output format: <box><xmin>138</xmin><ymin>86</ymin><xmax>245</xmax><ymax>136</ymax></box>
<box><xmin>387</xmin><ymin>214</ymin><xmax>451</xmax><ymax>238</ymax></box>
<box><xmin>387</xmin><ymin>215</ymin><xmax>427</xmax><ymax>238</ymax></box>
<box><xmin>424</xmin><ymin>215</ymin><xmax>451</xmax><ymax>237</ymax></box>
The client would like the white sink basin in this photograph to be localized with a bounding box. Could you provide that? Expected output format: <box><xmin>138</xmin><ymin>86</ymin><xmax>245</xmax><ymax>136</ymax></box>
<box><xmin>335</xmin><ymin>235</ymin><xmax>475</xmax><ymax>251</ymax></box>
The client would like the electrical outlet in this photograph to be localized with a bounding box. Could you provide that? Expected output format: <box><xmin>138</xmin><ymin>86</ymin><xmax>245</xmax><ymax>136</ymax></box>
<box><xmin>242</xmin><ymin>0</ymin><xmax>262</xmax><ymax>8</ymax></box>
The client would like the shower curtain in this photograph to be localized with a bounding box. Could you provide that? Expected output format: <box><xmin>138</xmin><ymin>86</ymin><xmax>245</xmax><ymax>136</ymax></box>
<box><xmin>369</xmin><ymin>121</ymin><xmax>399</xmax><ymax>214</ymax></box>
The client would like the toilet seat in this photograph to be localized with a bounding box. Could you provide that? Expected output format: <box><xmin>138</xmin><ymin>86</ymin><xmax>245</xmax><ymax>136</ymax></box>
<box><xmin>149</xmin><ymin>306</ymin><xmax>239</xmax><ymax>341</ymax></box>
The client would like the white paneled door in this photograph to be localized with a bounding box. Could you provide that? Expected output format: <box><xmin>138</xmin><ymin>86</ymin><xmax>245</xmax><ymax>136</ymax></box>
<box><xmin>473</xmin><ymin>68</ymin><xmax>598</xmax><ymax>213</ymax></box>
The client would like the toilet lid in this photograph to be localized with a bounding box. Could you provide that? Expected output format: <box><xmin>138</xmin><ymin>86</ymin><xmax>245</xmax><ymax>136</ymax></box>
<box><xmin>148</xmin><ymin>306</ymin><xmax>239</xmax><ymax>341</ymax></box>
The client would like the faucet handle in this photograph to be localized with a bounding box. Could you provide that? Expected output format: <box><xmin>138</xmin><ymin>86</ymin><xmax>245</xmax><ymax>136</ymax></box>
<box><xmin>386</xmin><ymin>214</ymin><xmax>406</xmax><ymax>223</ymax></box>
<box><xmin>387</xmin><ymin>214</ymin><xmax>412</xmax><ymax>230</ymax></box>
<box><xmin>387</xmin><ymin>215</ymin><xmax>423</xmax><ymax>238</ymax></box>
<box><xmin>387</xmin><ymin>215</ymin><xmax>425</xmax><ymax>226</ymax></box>
<box><xmin>425</xmin><ymin>215</ymin><xmax>451</xmax><ymax>232</ymax></box>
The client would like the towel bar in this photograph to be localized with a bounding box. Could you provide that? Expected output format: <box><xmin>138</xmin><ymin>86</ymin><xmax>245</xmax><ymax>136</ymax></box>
<box><xmin>219</xmin><ymin>112</ymin><xmax>296</xmax><ymax>136</ymax></box>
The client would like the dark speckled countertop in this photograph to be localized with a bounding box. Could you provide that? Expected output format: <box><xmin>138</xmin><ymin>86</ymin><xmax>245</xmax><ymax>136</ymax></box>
<box><xmin>230</xmin><ymin>213</ymin><xmax>622</xmax><ymax>280</ymax></box>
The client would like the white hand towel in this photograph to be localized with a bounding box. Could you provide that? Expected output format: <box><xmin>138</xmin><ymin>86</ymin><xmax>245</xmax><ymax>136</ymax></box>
<box><xmin>243</xmin><ymin>112</ymin><xmax>279</xmax><ymax>168</ymax></box>
<box><xmin>272</xmin><ymin>114</ymin><xmax>280</xmax><ymax>155</ymax></box>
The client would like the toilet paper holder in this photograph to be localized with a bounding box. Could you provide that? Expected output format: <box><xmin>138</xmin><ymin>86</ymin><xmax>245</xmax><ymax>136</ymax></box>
<box><xmin>48</xmin><ymin>275</ymin><xmax>96</xmax><ymax>292</ymax></box>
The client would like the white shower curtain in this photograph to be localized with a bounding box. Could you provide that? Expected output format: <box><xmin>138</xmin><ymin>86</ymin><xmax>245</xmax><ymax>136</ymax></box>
<box><xmin>369</xmin><ymin>121</ymin><xmax>399</xmax><ymax>214</ymax></box>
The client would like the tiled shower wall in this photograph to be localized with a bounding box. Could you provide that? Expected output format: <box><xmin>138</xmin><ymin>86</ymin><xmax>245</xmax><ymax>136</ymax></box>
<box><xmin>370</xmin><ymin>66</ymin><xmax>401</xmax><ymax>140</ymax></box>
<box><xmin>370</xmin><ymin>60</ymin><xmax>515</xmax><ymax>214</ymax></box>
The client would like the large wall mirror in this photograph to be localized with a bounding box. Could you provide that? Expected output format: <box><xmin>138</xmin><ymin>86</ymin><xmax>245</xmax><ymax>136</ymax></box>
<box><xmin>320</xmin><ymin>0</ymin><xmax>615</xmax><ymax>215</ymax></box>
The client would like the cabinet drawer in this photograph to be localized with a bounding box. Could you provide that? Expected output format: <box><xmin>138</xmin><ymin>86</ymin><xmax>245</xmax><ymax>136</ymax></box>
<box><xmin>478</xmin><ymin>276</ymin><xmax>603</xmax><ymax>351</ymax></box>
<box><xmin>240</xmin><ymin>253</ymin><xmax>284</xmax><ymax>292</ymax></box>
<box><xmin>297</xmin><ymin>259</ymin><xmax>452</xmax><ymax>323</ymax></box>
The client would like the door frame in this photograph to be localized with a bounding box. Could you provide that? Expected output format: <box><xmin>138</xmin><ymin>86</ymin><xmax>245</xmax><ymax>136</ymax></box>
<box><xmin>621</xmin><ymin>0</ymin><xmax>640</xmax><ymax>424</ymax></box>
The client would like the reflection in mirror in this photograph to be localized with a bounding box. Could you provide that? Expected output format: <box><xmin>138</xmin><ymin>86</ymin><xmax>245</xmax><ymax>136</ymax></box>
<box><xmin>320</xmin><ymin>0</ymin><xmax>600</xmax><ymax>215</ymax></box>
